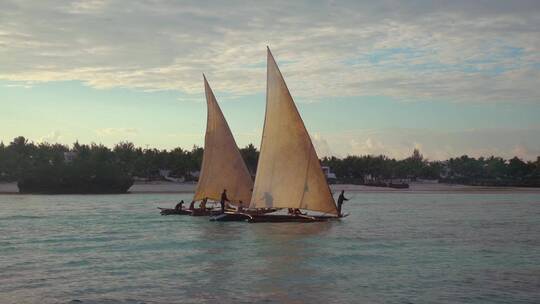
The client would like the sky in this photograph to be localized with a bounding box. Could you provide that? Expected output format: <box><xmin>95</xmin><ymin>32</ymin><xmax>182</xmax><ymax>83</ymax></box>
<box><xmin>1</xmin><ymin>0</ymin><xmax>540</xmax><ymax>160</ymax></box>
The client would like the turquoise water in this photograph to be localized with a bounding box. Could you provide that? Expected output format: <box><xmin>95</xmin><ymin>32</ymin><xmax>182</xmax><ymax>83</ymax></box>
<box><xmin>1</xmin><ymin>192</ymin><xmax>539</xmax><ymax>304</ymax></box>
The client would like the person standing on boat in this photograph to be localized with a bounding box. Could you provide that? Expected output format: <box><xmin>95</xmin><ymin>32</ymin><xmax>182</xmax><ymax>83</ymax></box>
<box><xmin>337</xmin><ymin>190</ymin><xmax>349</xmax><ymax>217</ymax></box>
<box><xmin>175</xmin><ymin>200</ymin><xmax>184</xmax><ymax>211</ymax></box>
<box><xmin>220</xmin><ymin>189</ymin><xmax>229</xmax><ymax>213</ymax></box>
<box><xmin>189</xmin><ymin>200</ymin><xmax>195</xmax><ymax>210</ymax></box>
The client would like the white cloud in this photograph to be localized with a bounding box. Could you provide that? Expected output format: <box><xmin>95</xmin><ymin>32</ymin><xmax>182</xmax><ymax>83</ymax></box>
<box><xmin>311</xmin><ymin>132</ymin><xmax>333</xmax><ymax>157</ymax></box>
<box><xmin>4</xmin><ymin>83</ymin><xmax>32</xmax><ymax>89</ymax></box>
<box><xmin>350</xmin><ymin>138</ymin><xmax>389</xmax><ymax>156</ymax></box>
<box><xmin>39</xmin><ymin>130</ymin><xmax>62</xmax><ymax>143</ymax></box>
<box><xmin>0</xmin><ymin>0</ymin><xmax>539</xmax><ymax>103</ymax></box>
<box><xmin>511</xmin><ymin>144</ymin><xmax>540</xmax><ymax>160</ymax></box>
<box><xmin>321</xmin><ymin>126</ymin><xmax>540</xmax><ymax>160</ymax></box>
<box><xmin>95</xmin><ymin>128</ymin><xmax>139</xmax><ymax>136</ymax></box>
<box><xmin>67</xmin><ymin>0</ymin><xmax>108</xmax><ymax>14</ymax></box>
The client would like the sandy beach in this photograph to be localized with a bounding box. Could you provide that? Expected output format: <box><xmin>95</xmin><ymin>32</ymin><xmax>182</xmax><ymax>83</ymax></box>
<box><xmin>1</xmin><ymin>181</ymin><xmax>539</xmax><ymax>194</ymax></box>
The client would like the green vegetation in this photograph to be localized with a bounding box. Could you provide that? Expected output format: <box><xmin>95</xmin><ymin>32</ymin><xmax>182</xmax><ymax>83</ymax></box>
<box><xmin>321</xmin><ymin>149</ymin><xmax>540</xmax><ymax>187</ymax></box>
<box><xmin>0</xmin><ymin>137</ymin><xmax>136</xmax><ymax>193</ymax></box>
<box><xmin>1</xmin><ymin>137</ymin><xmax>539</xmax><ymax>191</ymax></box>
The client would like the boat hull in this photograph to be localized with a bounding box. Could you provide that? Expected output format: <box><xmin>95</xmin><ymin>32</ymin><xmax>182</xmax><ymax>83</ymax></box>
<box><xmin>247</xmin><ymin>214</ymin><xmax>335</xmax><ymax>223</ymax></box>
<box><xmin>158</xmin><ymin>208</ymin><xmax>192</xmax><ymax>216</ymax></box>
<box><xmin>209</xmin><ymin>212</ymin><xmax>252</xmax><ymax>222</ymax></box>
<box><xmin>389</xmin><ymin>183</ymin><xmax>409</xmax><ymax>189</ymax></box>
<box><xmin>190</xmin><ymin>209</ymin><xmax>222</xmax><ymax>217</ymax></box>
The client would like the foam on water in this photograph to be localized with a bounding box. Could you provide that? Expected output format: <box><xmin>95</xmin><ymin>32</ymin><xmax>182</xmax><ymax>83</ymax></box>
<box><xmin>1</xmin><ymin>192</ymin><xmax>539</xmax><ymax>303</ymax></box>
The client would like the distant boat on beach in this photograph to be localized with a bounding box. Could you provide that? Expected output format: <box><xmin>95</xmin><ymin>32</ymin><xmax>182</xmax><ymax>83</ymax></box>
<box><xmin>364</xmin><ymin>181</ymin><xmax>410</xmax><ymax>189</ymax></box>
<box><xmin>17</xmin><ymin>175</ymin><xmax>133</xmax><ymax>194</ymax></box>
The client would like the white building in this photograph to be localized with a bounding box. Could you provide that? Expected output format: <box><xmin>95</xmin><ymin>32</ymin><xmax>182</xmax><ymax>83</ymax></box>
<box><xmin>63</xmin><ymin>152</ymin><xmax>77</xmax><ymax>163</ymax></box>
<box><xmin>321</xmin><ymin>166</ymin><xmax>337</xmax><ymax>181</ymax></box>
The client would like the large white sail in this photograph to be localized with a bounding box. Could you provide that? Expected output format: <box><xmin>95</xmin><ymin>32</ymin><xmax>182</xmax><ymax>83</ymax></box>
<box><xmin>250</xmin><ymin>48</ymin><xmax>338</xmax><ymax>215</ymax></box>
<box><xmin>193</xmin><ymin>76</ymin><xmax>254</xmax><ymax>206</ymax></box>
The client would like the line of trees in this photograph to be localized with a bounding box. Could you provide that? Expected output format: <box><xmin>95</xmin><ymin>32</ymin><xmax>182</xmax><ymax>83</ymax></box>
<box><xmin>0</xmin><ymin>137</ymin><xmax>259</xmax><ymax>184</ymax></box>
<box><xmin>1</xmin><ymin>136</ymin><xmax>539</xmax><ymax>187</ymax></box>
<box><xmin>321</xmin><ymin>149</ymin><xmax>540</xmax><ymax>186</ymax></box>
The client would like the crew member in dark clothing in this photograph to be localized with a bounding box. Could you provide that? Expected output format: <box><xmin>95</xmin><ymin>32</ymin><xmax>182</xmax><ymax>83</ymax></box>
<box><xmin>175</xmin><ymin>200</ymin><xmax>184</xmax><ymax>211</ymax></box>
<box><xmin>220</xmin><ymin>189</ymin><xmax>229</xmax><ymax>213</ymax></box>
<box><xmin>337</xmin><ymin>190</ymin><xmax>349</xmax><ymax>217</ymax></box>
<box><xmin>189</xmin><ymin>200</ymin><xmax>195</xmax><ymax>210</ymax></box>
<box><xmin>200</xmin><ymin>197</ymin><xmax>208</xmax><ymax>210</ymax></box>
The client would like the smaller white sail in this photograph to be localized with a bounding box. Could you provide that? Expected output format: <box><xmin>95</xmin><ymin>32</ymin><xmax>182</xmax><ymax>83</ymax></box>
<box><xmin>193</xmin><ymin>76</ymin><xmax>254</xmax><ymax>206</ymax></box>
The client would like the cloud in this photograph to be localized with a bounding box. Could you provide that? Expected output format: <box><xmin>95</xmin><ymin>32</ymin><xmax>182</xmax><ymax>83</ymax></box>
<box><xmin>67</xmin><ymin>0</ymin><xmax>107</xmax><ymax>14</ymax></box>
<box><xmin>0</xmin><ymin>0</ymin><xmax>539</xmax><ymax>103</ymax></box>
<box><xmin>319</xmin><ymin>125</ymin><xmax>540</xmax><ymax>160</ymax></box>
<box><xmin>95</xmin><ymin>128</ymin><xmax>139</xmax><ymax>136</ymax></box>
<box><xmin>511</xmin><ymin>144</ymin><xmax>540</xmax><ymax>160</ymax></box>
<box><xmin>311</xmin><ymin>132</ymin><xmax>333</xmax><ymax>157</ymax></box>
<box><xmin>350</xmin><ymin>137</ymin><xmax>390</xmax><ymax>157</ymax></box>
<box><xmin>4</xmin><ymin>82</ymin><xmax>32</xmax><ymax>89</ymax></box>
<box><xmin>39</xmin><ymin>130</ymin><xmax>62</xmax><ymax>143</ymax></box>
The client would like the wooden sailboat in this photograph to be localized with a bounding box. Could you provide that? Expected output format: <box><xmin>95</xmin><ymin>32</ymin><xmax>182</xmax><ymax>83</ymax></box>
<box><xmin>193</xmin><ymin>75</ymin><xmax>254</xmax><ymax>215</ymax></box>
<box><xmin>246</xmin><ymin>48</ymin><xmax>340</xmax><ymax>222</ymax></box>
<box><xmin>214</xmin><ymin>48</ymin><xmax>341</xmax><ymax>223</ymax></box>
<box><xmin>168</xmin><ymin>76</ymin><xmax>254</xmax><ymax>216</ymax></box>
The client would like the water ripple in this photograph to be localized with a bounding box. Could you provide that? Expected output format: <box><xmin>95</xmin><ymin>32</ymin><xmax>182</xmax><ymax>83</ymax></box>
<box><xmin>0</xmin><ymin>192</ymin><xmax>539</xmax><ymax>303</ymax></box>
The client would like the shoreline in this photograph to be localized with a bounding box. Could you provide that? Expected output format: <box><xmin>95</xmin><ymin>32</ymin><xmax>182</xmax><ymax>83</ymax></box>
<box><xmin>1</xmin><ymin>181</ymin><xmax>540</xmax><ymax>194</ymax></box>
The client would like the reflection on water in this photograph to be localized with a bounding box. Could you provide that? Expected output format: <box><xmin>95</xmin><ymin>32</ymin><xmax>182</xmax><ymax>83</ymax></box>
<box><xmin>183</xmin><ymin>220</ymin><xmax>247</xmax><ymax>302</ymax></box>
<box><xmin>181</xmin><ymin>218</ymin><xmax>333</xmax><ymax>303</ymax></box>
<box><xmin>1</xmin><ymin>193</ymin><xmax>540</xmax><ymax>304</ymax></box>
<box><xmin>247</xmin><ymin>223</ymin><xmax>333</xmax><ymax>303</ymax></box>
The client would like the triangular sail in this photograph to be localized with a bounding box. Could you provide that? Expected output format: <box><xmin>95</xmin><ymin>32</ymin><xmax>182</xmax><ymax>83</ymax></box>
<box><xmin>250</xmin><ymin>48</ymin><xmax>338</xmax><ymax>215</ymax></box>
<box><xmin>193</xmin><ymin>76</ymin><xmax>253</xmax><ymax>206</ymax></box>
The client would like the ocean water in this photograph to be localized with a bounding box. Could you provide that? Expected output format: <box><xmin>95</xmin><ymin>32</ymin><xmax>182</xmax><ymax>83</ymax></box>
<box><xmin>1</xmin><ymin>192</ymin><xmax>539</xmax><ymax>304</ymax></box>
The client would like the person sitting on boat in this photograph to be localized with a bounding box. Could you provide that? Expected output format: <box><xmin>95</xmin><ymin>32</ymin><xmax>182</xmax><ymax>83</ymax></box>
<box><xmin>238</xmin><ymin>200</ymin><xmax>244</xmax><ymax>212</ymax></box>
<box><xmin>200</xmin><ymin>197</ymin><xmax>208</xmax><ymax>211</ymax></box>
<box><xmin>337</xmin><ymin>190</ymin><xmax>349</xmax><ymax>217</ymax></box>
<box><xmin>189</xmin><ymin>200</ymin><xmax>195</xmax><ymax>210</ymax></box>
<box><xmin>293</xmin><ymin>208</ymin><xmax>303</xmax><ymax>215</ymax></box>
<box><xmin>175</xmin><ymin>200</ymin><xmax>184</xmax><ymax>211</ymax></box>
<box><xmin>220</xmin><ymin>189</ymin><xmax>229</xmax><ymax>213</ymax></box>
